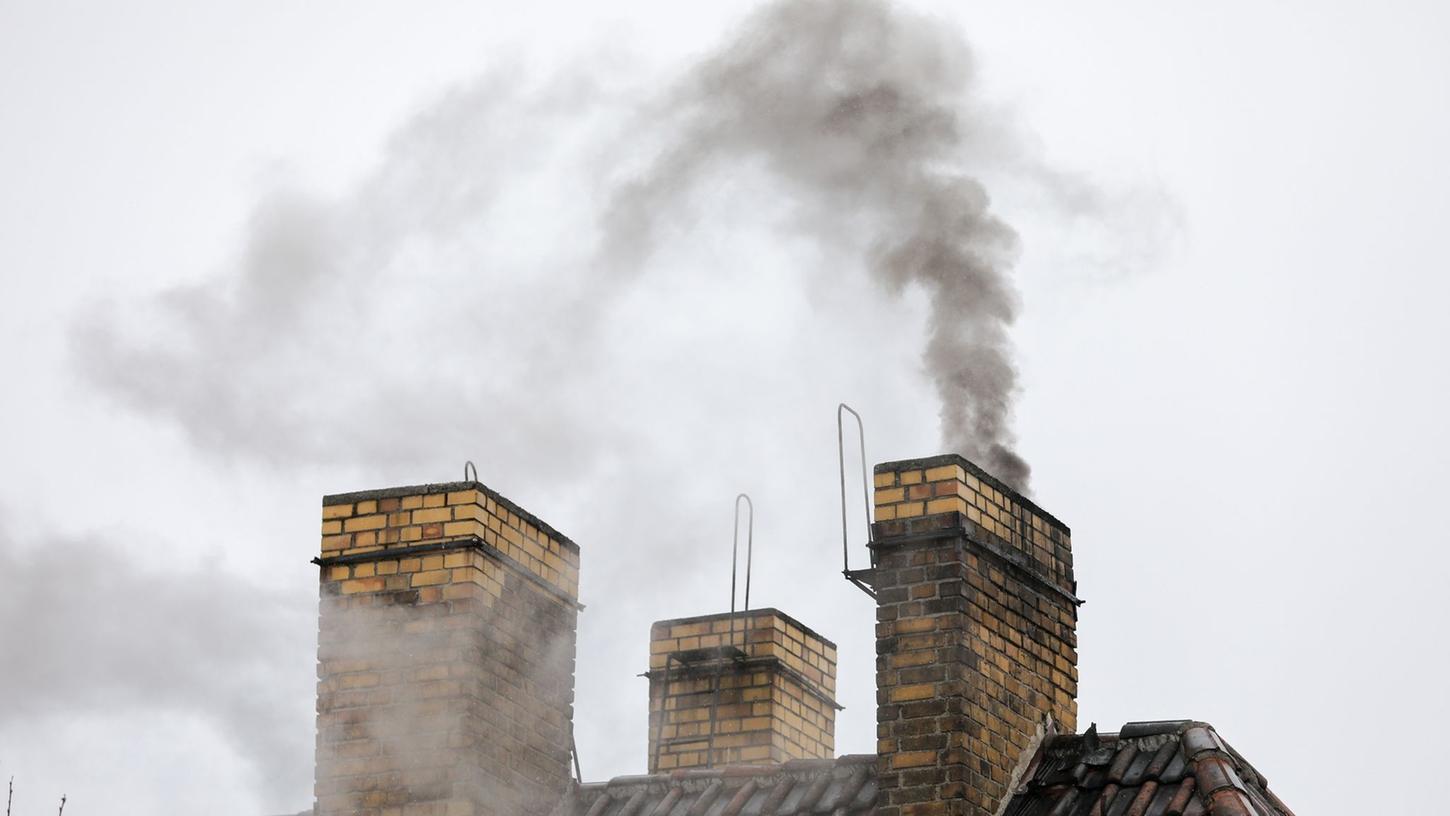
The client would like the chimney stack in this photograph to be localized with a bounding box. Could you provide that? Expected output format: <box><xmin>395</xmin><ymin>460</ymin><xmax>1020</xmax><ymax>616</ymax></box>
<box><xmin>313</xmin><ymin>482</ymin><xmax>581</xmax><ymax>816</ymax></box>
<box><xmin>646</xmin><ymin>609</ymin><xmax>838</xmax><ymax>771</ymax></box>
<box><xmin>869</xmin><ymin>455</ymin><xmax>1078</xmax><ymax>816</ymax></box>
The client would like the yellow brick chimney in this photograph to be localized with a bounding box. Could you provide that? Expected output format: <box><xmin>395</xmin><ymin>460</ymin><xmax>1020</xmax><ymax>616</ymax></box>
<box><xmin>313</xmin><ymin>481</ymin><xmax>581</xmax><ymax>816</ymax></box>
<box><xmin>646</xmin><ymin>608</ymin><xmax>839</xmax><ymax>771</ymax></box>
<box><xmin>868</xmin><ymin>454</ymin><xmax>1077</xmax><ymax>816</ymax></box>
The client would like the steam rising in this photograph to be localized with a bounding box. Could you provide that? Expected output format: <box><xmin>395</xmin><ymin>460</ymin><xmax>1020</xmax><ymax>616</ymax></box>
<box><xmin>605</xmin><ymin>0</ymin><xmax>1030</xmax><ymax>484</ymax></box>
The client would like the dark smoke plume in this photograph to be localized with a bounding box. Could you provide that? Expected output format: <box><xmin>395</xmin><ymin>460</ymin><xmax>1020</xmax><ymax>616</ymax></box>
<box><xmin>604</xmin><ymin>0</ymin><xmax>1031</xmax><ymax>486</ymax></box>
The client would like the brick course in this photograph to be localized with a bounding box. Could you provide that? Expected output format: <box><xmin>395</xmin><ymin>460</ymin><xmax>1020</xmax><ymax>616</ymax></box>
<box><xmin>870</xmin><ymin>455</ymin><xmax>1078</xmax><ymax>816</ymax></box>
<box><xmin>315</xmin><ymin>481</ymin><xmax>580</xmax><ymax>816</ymax></box>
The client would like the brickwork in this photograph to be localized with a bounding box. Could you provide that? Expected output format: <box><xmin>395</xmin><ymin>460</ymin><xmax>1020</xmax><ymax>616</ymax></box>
<box><xmin>870</xmin><ymin>455</ymin><xmax>1078</xmax><ymax>816</ymax></box>
<box><xmin>315</xmin><ymin>482</ymin><xmax>580</xmax><ymax>816</ymax></box>
<box><xmin>321</xmin><ymin>483</ymin><xmax>579</xmax><ymax>599</ymax></box>
<box><xmin>873</xmin><ymin>457</ymin><xmax>1072</xmax><ymax>592</ymax></box>
<box><xmin>646</xmin><ymin>609</ymin><xmax>838</xmax><ymax>771</ymax></box>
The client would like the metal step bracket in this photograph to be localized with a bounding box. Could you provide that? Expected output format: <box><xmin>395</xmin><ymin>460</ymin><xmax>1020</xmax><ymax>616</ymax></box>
<box><xmin>837</xmin><ymin>403</ymin><xmax>876</xmax><ymax>600</ymax></box>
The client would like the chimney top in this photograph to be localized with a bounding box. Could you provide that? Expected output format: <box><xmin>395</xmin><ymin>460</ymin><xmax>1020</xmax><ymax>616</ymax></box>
<box><xmin>323</xmin><ymin>479</ymin><xmax>579</xmax><ymax>553</ymax></box>
<box><xmin>649</xmin><ymin>607</ymin><xmax>837</xmax><ymax>652</ymax></box>
<box><xmin>647</xmin><ymin>608</ymin><xmax>839</xmax><ymax>771</ymax></box>
<box><xmin>873</xmin><ymin>453</ymin><xmax>1069</xmax><ymax>535</ymax></box>
<box><xmin>871</xmin><ymin>451</ymin><xmax>1076</xmax><ymax>612</ymax></box>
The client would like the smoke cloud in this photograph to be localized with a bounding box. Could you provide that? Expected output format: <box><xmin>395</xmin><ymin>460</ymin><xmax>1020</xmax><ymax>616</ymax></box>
<box><xmin>72</xmin><ymin>0</ymin><xmax>1061</xmax><ymax>490</ymax></box>
<box><xmin>603</xmin><ymin>0</ymin><xmax>1030</xmax><ymax>485</ymax></box>
<box><xmin>0</xmin><ymin>523</ymin><xmax>314</xmax><ymax>812</ymax></box>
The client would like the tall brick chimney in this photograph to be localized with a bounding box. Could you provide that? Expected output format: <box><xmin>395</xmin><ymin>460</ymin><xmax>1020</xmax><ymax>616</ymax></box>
<box><xmin>868</xmin><ymin>455</ymin><xmax>1078</xmax><ymax>816</ymax></box>
<box><xmin>646</xmin><ymin>608</ymin><xmax>838</xmax><ymax>771</ymax></box>
<box><xmin>313</xmin><ymin>482</ymin><xmax>581</xmax><ymax>816</ymax></box>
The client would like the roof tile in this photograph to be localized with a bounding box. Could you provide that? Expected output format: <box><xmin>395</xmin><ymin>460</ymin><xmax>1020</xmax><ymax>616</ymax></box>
<box><xmin>1001</xmin><ymin>722</ymin><xmax>1291</xmax><ymax>816</ymax></box>
<box><xmin>1166</xmin><ymin>777</ymin><xmax>1197</xmax><ymax>815</ymax></box>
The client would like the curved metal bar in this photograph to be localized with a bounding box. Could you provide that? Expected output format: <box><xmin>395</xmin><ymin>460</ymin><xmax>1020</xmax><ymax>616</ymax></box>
<box><xmin>463</xmin><ymin>460</ymin><xmax>478</xmax><ymax>482</ymax></box>
<box><xmin>838</xmin><ymin>404</ymin><xmax>872</xmax><ymax>559</ymax></box>
<box><xmin>735</xmin><ymin>493</ymin><xmax>754</xmax><ymax>616</ymax></box>
<box><xmin>727</xmin><ymin>493</ymin><xmax>754</xmax><ymax>652</ymax></box>
<box><xmin>838</xmin><ymin>404</ymin><xmax>876</xmax><ymax>599</ymax></box>
<box><xmin>569</xmin><ymin>721</ymin><xmax>583</xmax><ymax>782</ymax></box>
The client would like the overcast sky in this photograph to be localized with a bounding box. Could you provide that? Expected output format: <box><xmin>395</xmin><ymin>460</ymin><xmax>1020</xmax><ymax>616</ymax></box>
<box><xmin>2</xmin><ymin>1</ymin><xmax>1448</xmax><ymax>814</ymax></box>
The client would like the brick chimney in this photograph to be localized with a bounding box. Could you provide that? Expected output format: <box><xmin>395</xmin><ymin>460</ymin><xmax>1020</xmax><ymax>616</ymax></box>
<box><xmin>868</xmin><ymin>455</ymin><xmax>1078</xmax><ymax>816</ymax></box>
<box><xmin>313</xmin><ymin>482</ymin><xmax>581</xmax><ymax>816</ymax></box>
<box><xmin>646</xmin><ymin>608</ymin><xmax>838</xmax><ymax>771</ymax></box>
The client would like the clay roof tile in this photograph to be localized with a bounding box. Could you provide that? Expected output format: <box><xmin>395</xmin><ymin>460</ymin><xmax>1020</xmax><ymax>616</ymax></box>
<box><xmin>1000</xmin><ymin>722</ymin><xmax>1291</xmax><ymax>816</ymax></box>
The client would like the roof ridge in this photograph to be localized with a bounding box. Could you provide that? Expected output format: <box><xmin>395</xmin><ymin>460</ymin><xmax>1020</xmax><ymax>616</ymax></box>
<box><xmin>1002</xmin><ymin>720</ymin><xmax>1293</xmax><ymax>816</ymax></box>
<box><xmin>560</xmin><ymin>755</ymin><xmax>880</xmax><ymax>816</ymax></box>
<box><xmin>589</xmin><ymin>754</ymin><xmax>876</xmax><ymax>789</ymax></box>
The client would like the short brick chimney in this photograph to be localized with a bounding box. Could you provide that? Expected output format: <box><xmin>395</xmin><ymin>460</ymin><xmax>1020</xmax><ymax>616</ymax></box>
<box><xmin>646</xmin><ymin>609</ymin><xmax>838</xmax><ymax>771</ymax></box>
<box><xmin>868</xmin><ymin>455</ymin><xmax>1078</xmax><ymax>816</ymax></box>
<box><xmin>313</xmin><ymin>482</ymin><xmax>581</xmax><ymax>816</ymax></box>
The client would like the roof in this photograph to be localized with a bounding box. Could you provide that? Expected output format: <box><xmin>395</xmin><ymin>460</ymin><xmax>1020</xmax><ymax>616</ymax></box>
<box><xmin>551</xmin><ymin>721</ymin><xmax>1293</xmax><ymax>816</ymax></box>
<box><xmin>550</xmin><ymin>755</ymin><xmax>876</xmax><ymax>816</ymax></box>
<box><xmin>1003</xmin><ymin>721</ymin><xmax>1296</xmax><ymax>816</ymax></box>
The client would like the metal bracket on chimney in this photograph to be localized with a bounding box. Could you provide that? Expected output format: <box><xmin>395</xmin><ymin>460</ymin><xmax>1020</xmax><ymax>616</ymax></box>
<box><xmin>568</xmin><ymin>722</ymin><xmax>583</xmax><ymax>783</ymax></box>
<box><xmin>727</xmin><ymin>493</ymin><xmax>754</xmax><ymax>652</ymax></box>
<box><xmin>838</xmin><ymin>403</ymin><xmax>877</xmax><ymax>600</ymax></box>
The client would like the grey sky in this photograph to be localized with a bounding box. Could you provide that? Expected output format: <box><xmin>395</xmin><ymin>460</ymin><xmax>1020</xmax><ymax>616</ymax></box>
<box><xmin>1</xmin><ymin>1</ymin><xmax>1447</xmax><ymax>814</ymax></box>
